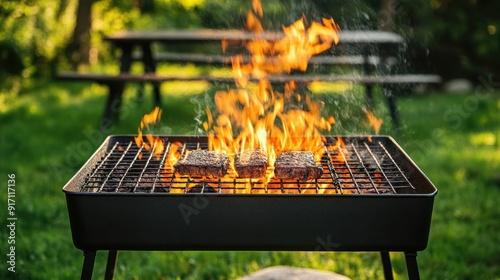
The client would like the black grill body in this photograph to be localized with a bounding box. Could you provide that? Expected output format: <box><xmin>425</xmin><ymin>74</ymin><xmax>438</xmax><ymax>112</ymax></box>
<box><xmin>66</xmin><ymin>193</ymin><xmax>435</xmax><ymax>252</ymax></box>
<box><xmin>63</xmin><ymin>135</ymin><xmax>437</xmax><ymax>279</ymax></box>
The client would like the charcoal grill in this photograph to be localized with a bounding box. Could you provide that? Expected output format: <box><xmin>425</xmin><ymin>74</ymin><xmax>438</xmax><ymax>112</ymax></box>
<box><xmin>63</xmin><ymin>135</ymin><xmax>437</xmax><ymax>280</ymax></box>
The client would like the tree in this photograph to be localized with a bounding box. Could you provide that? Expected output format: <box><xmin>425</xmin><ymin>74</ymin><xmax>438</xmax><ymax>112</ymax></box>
<box><xmin>134</xmin><ymin>0</ymin><xmax>155</xmax><ymax>14</ymax></box>
<box><xmin>65</xmin><ymin>0</ymin><xmax>93</xmax><ymax>68</ymax></box>
<box><xmin>401</xmin><ymin>0</ymin><xmax>500</xmax><ymax>81</ymax></box>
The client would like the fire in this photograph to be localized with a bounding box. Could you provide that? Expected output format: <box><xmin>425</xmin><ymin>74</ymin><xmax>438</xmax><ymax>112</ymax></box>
<box><xmin>205</xmin><ymin>81</ymin><xmax>335</xmax><ymax>168</ymax></box>
<box><xmin>205</xmin><ymin>0</ymin><xmax>340</xmax><ymax>177</ymax></box>
<box><xmin>366</xmin><ymin>111</ymin><xmax>383</xmax><ymax>135</ymax></box>
<box><xmin>252</xmin><ymin>0</ymin><xmax>263</xmax><ymax>17</ymax></box>
<box><xmin>134</xmin><ymin>0</ymin><xmax>385</xmax><ymax>184</ymax></box>
<box><xmin>135</xmin><ymin>107</ymin><xmax>164</xmax><ymax>158</ymax></box>
<box><xmin>166</xmin><ymin>141</ymin><xmax>183</xmax><ymax>168</ymax></box>
<box><xmin>229</xmin><ymin>16</ymin><xmax>340</xmax><ymax>87</ymax></box>
<box><xmin>134</xmin><ymin>107</ymin><xmax>184</xmax><ymax>166</ymax></box>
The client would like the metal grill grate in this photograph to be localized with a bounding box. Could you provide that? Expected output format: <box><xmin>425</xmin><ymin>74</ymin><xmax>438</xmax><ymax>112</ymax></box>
<box><xmin>81</xmin><ymin>137</ymin><xmax>416</xmax><ymax>194</ymax></box>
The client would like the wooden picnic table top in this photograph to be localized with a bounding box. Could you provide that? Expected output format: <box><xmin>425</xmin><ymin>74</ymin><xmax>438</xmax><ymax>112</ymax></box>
<box><xmin>104</xmin><ymin>29</ymin><xmax>404</xmax><ymax>45</ymax></box>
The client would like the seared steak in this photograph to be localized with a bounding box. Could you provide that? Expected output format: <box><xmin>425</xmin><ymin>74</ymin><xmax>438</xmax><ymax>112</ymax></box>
<box><xmin>274</xmin><ymin>151</ymin><xmax>323</xmax><ymax>180</ymax></box>
<box><xmin>174</xmin><ymin>150</ymin><xmax>229</xmax><ymax>178</ymax></box>
<box><xmin>235</xmin><ymin>149</ymin><xmax>268</xmax><ymax>178</ymax></box>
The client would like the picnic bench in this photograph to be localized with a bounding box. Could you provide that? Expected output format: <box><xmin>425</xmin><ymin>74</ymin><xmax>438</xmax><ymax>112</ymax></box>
<box><xmin>57</xmin><ymin>29</ymin><xmax>441</xmax><ymax>131</ymax></box>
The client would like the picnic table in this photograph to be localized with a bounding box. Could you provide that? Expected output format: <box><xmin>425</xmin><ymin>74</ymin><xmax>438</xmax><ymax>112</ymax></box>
<box><xmin>58</xmin><ymin>29</ymin><xmax>441</xmax><ymax>131</ymax></box>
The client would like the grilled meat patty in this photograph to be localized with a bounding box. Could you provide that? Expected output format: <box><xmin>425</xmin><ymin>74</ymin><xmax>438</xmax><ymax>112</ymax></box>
<box><xmin>235</xmin><ymin>149</ymin><xmax>268</xmax><ymax>178</ymax></box>
<box><xmin>174</xmin><ymin>150</ymin><xmax>229</xmax><ymax>178</ymax></box>
<box><xmin>274</xmin><ymin>151</ymin><xmax>323</xmax><ymax>180</ymax></box>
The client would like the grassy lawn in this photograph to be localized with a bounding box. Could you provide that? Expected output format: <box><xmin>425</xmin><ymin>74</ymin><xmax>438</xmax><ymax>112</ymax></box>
<box><xmin>0</xmin><ymin>78</ymin><xmax>499</xmax><ymax>279</ymax></box>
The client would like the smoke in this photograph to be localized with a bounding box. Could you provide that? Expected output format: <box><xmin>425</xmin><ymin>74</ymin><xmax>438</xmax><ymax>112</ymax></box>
<box><xmin>189</xmin><ymin>86</ymin><xmax>222</xmax><ymax>135</ymax></box>
<box><xmin>191</xmin><ymin>0</ymin><xmax>389</xmax><ymax>136</ymax></box>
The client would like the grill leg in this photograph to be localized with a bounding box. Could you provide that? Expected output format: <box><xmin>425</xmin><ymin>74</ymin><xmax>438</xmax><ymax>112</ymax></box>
<box><xmin>105</xmin><ymin>250</ymin><xmax>119</xmax><ymax>280</ymax></box>
<box><xmin>380</xmin><ymin>251</ymin><xmax>394</xmax><ymax>280</ymax></box>
<box><xmin>81</xmin><ymin>250</ymin><xmax>96</xmax><ymax>280</ymax></box>
<box><xmin>405</xmin><ymin>252</ymin><xmax>420</xmax><ymax>280</ymax></box>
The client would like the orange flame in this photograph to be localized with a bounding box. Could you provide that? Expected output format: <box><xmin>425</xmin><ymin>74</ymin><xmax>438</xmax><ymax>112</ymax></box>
<box><xmin>135</xmin><ymin>107</ymin><xmax>164</xmax><ymax>158</ymax></box>
<box><xmin>229</xmin><ymin>16</ymin><xmax>340</xmax><ymax>87</ymax></box>
<box><xmin>167</xmin><ymin>142</ymin><xmax>183</xmax><ymax>168</ymax></box>
<box><xmin>134</xmin><ymin>108</ymin><xmax>184</xmax><ymax>168</ymax></box>
<box><xmin>205</xmin><ymin>0</ymin><xmax>340</xmax><ymax>178</ymax></box>
<box><xmin>246</xmin><ymin>11</ymin><xmax>264</xmax><ymax>33</ymax></box>
<box><xmin>252</xmin><ymin>0</ymin><xmax>263</xmax><ymax>17</ymax></box>
<box><xmin>366</xmin><ymin>111</ymin><xmax>383</xmax><ymax>135</ymax></box>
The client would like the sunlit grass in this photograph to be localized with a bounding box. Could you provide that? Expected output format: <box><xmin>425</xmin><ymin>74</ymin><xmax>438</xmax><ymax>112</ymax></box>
<box><xmin>0</xmin><ymin>80</ymin><xmax>499</xmax><ymax>279</ymax></box>
<box><xmin>469</xmin><ymin>131</ymin><xmax>497</xmax><ymax>146</ymax></box>
<box><xmin>160</xmin><ymin>81</ymin><xmax>210</xmax><ymax>96</ymax></box>
<box><xmin>308</xmin><ymin>81</ymin><xmax>355</xmax><ymax>94</ymax></box>
<box><xmin>156</xmin><ymin>63</ymin><xmax>204</xmax><ymax>76</ymax></box>
<box><xmin>209</xmin><ymin>67</ymin><xmax>233</xmax><ymax>77</ymax></box>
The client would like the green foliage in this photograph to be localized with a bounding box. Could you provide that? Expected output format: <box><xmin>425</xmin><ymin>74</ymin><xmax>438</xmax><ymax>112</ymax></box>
<box><xmin>430</xmin><ymin>0</ymin><xmax>500</xmax><ymax>78</ymax></box>
<box><xmin>0</xmin><ymin>0</ymin><xmax>77</xmax><ymax>77</ymax></box>
<box><xmin>309</xmin><ymin>0</ymin><xmax>378</xmax><ymax>29</ymax></box>
<box><xmin>195</xmin><ymin>0</ymin><xmax>378</xmax><ymax>30</ymax></box>
<box><xmin>195</xmin><ymin>0</ymin><xmax>247</xmax><ymax>29</ymax></box>
<box><xmin>133</xmin><ymin>0</ymin><xmax>203</xmax><ymax>30</ymax></box>
<box><xmin>1</xmin><ymin>0</ymin><xmax>498</xmax><ymax>81</ymax></box>
<box><xmin>194</xmin><ymin>0</ymin><xmax>306</xmax><ymax>30</ymax></box>
<box><xmin>89</xmin><ymin>0</ymin><xmax>142</xmax><ymax>65</ymax></box>
<box><xmin>0</xmin><ymin>0</ymin><xmax>143</xmax><ymax>76</ymax></box>
<box><xmin>395</xmin><ymin>0</ymin><xmax>500</xmax><ymax>80</ymax></box>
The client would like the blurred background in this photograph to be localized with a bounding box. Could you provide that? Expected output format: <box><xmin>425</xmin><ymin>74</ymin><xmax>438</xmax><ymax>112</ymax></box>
<box><xmin>0</xmin><ymin>0</ymin><xmax>499</xmax><ymax>279</ymax></box>
<box><xmin>1</xmin><ymin>0</ymin><xmax>499</xmax><ymax>83</ymax></box>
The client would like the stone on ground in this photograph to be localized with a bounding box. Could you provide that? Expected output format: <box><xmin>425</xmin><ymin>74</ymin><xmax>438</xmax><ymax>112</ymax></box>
<box><xmin>239</xmin><ymin>266</ymin><xmax>351</xmax><ymax>280</ymax></box>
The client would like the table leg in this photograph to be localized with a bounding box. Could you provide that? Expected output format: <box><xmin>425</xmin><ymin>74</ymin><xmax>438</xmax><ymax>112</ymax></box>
<box><xmin>81</xmin><ymin>250</ymin><xmax>96</xmax><ymax>280</ymax></box>
<box><xmin>101</xmin><ymin>82</ymin><xmax>122</xmax><ymax>126</ymax></box>
<box><xmin>384</xmin><ymin>86</ymin><xmax>401</xmax><ymax>134</ymax></box>
<box><xmin>363</xmin><ymin>53</ymin><xmax>375</xmax><ymax>112</ymax></box>
<box><xmin>365</xmin><ymin>85</ymin><xmax>375</xmax><ymax>110</ymax></box>
<box><xmin>111</xmin><ymin>44</ymin><xmax>133</xmax><ymax>122</ymax></box>
<box><xmin>105</xmin><ymin>250</ymin><xmax>119</xmax><ymax>280</ymax></box>
<box><xmin>380</xmin><ymin>251</ymin><xmax>394</xmax><ymax>280</ymax></box>
<box><xmin>379</xmin><ymin>48</ymin><xmax>402</xmax><ymax>134</ymax></box>
<box><xmin>141</xmin><ymin>42</ymin><xmax>162</xmax><ymax>106</ymax></box>
<box><xmin>119</xmin><ymin>45</ymin><xmax>133</xmax><ymax>73</ymax></box>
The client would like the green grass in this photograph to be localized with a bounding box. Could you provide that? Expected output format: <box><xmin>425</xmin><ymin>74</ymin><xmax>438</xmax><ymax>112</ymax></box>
<box><xmin>0</xmin><ymin>79</ymin><xmax>499</xmax><ymax>280</ymax></box>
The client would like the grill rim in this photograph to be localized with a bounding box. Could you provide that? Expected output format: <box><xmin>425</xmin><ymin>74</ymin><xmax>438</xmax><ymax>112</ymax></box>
<box><xmin>62</xmin><ymin>134</ymin><xmax>438</xmax><ymax>197</ymax></box>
